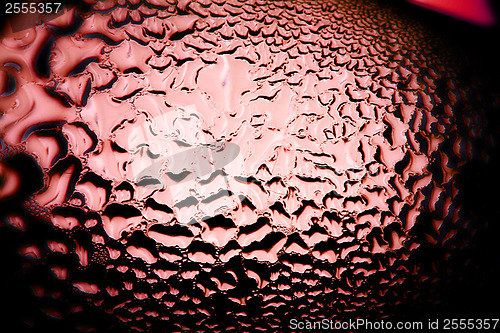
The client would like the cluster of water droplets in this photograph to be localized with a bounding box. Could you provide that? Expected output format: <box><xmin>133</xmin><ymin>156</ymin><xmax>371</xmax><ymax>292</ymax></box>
<box><xmin>0</xmin><ymin>0</ymin><xmax>482</xmax><ymax>331</ymax></box>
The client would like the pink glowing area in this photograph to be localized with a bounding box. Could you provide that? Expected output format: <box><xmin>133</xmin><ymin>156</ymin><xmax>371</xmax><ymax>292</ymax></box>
<box><xmin>0</xmin><ymin>0</ymin><xmax>470</xmax><ymax>330</ymax></box>
<box><xmin>408</xmin><ymin>0</ymin><xmax>496</xmax><ymax>26</ymax></box>
<box><xmin>0</xmin><ymin>7</ymin><xmax>444</xmax><ymax>261</ymax></box>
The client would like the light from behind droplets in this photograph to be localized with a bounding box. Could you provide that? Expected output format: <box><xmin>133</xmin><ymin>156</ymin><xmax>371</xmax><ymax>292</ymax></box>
<box><xmin>0</xmin><ymin>0</ymin><xmax>491</xmax><ymax>331</ymax></box>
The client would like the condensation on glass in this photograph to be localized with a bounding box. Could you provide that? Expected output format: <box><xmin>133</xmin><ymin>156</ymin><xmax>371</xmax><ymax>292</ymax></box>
<box><xmin>0</xmin><ymin>0</ymin><xmax>483</xmax><ymax>331</ymax></box>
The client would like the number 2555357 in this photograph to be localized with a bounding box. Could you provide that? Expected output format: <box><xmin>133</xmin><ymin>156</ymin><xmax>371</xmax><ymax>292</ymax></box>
<box><xmin>5</xmin><ymin>2</ymin><xmax>62</xmax><ymax>14</ymax></box>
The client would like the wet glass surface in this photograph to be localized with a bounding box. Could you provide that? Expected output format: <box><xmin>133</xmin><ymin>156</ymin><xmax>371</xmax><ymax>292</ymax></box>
<box><xmin>1</xmin><ymin>0</ymin><xmax>499</xmax><ymax>331</ymax></box>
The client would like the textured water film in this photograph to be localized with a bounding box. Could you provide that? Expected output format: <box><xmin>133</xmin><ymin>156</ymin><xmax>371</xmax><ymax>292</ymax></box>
<box><xmin>0</xmin><ymin>0</ymin><xmax>497</xmax><ymax>331</ymax></box>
